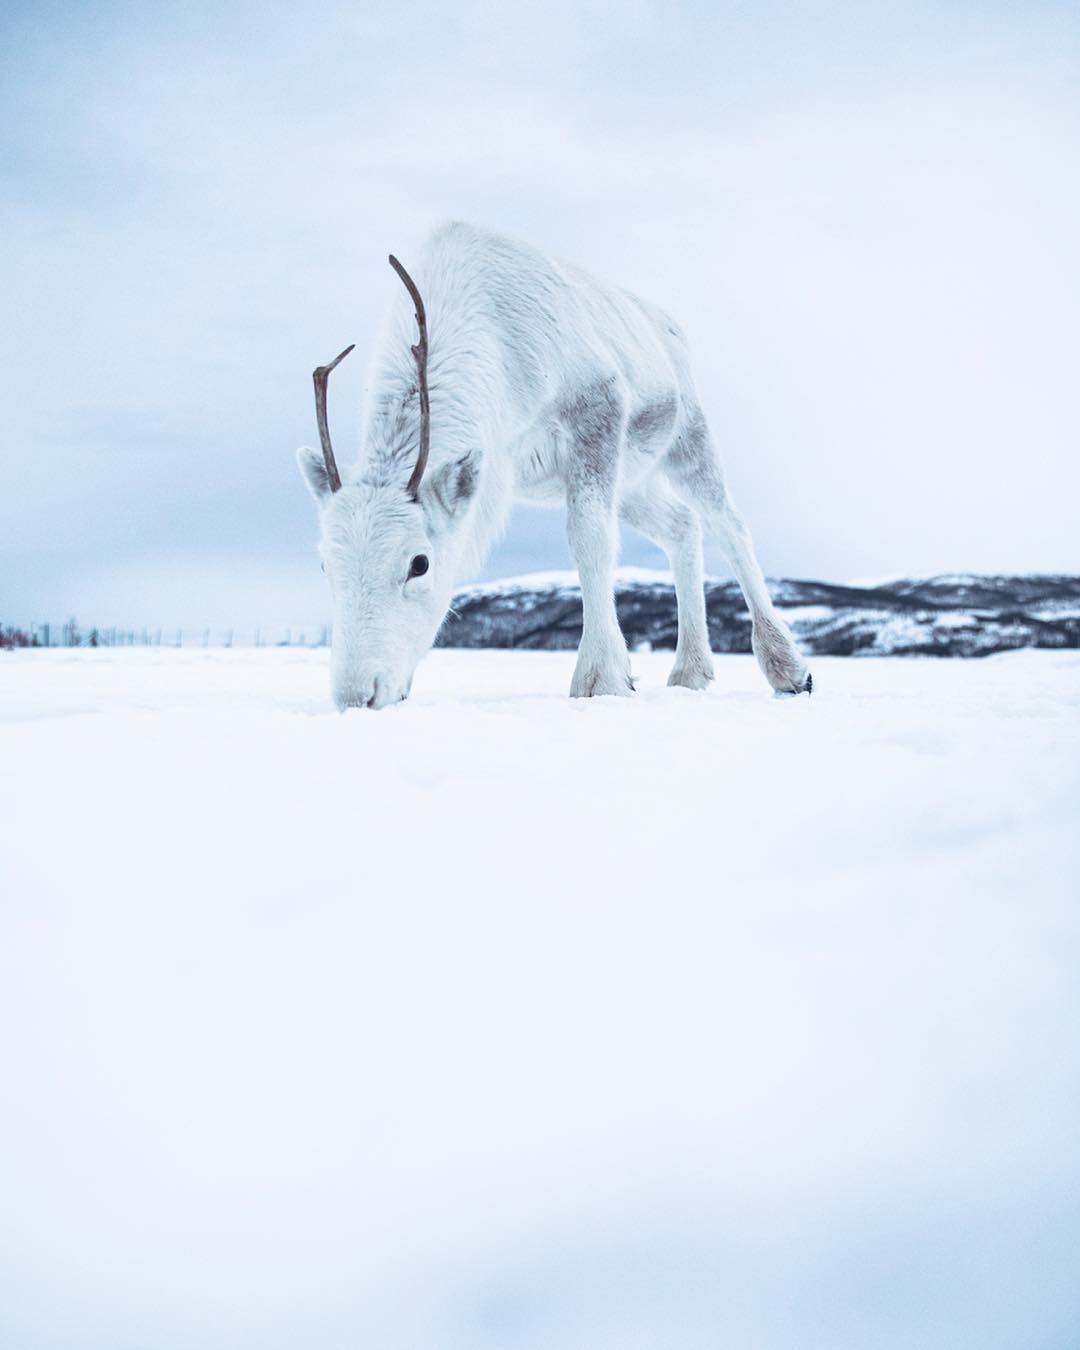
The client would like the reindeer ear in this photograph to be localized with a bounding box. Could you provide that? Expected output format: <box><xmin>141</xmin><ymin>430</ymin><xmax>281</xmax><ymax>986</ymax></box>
<box><xmin>297</xmin><ymin>445</ymin><xmax>334</xmax><ymax>503</ymax></box>
<box><xmin>424</xmin><ymin>449</ymin><xmax>482</xmax><ymax>522</ymax></box>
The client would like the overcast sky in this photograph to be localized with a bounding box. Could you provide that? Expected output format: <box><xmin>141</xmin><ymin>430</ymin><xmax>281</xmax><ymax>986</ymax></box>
<box><xmin>3</xmin><ymin>0</ymin><xmax>1079</xmax><ymax>629</ymax></box>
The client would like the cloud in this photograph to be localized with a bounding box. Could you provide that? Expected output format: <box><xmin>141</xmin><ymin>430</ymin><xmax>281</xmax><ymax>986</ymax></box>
<box><xmin>2</xmin><ymin>1</ymin><xmax>1079</xmax><ymax>624</ymax></box>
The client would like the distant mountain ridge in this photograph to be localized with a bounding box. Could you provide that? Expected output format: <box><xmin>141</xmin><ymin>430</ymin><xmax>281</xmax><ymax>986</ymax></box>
<box><xmin>437</xmin><ymin>572</ymin><xmax>1080</xmax><ymax>657</ymax></box>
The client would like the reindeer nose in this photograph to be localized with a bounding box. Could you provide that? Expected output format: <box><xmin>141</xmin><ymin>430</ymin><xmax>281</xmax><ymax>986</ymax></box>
<box><xmin>367</xmin><ymin>676</ymin><xmax>398</xmax><ymax>710</ymax></box>
<box><xmin>335</xmin><ymin>684</ymin><xmax>374</xmax><ymax>711</ymax></box>
<box><xmin>336</xmin><ymin>675</ymin><xmax>396</xmax><ymax>710</ymax></box>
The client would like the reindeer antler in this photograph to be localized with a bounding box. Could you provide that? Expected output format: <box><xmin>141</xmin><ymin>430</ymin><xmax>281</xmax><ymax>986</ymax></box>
<box><xmin>388</xmin><ymin>254</ymin><xmax>430</xmax><ymax>497</ymax></box>
<box><xmin>312</xmin><ymin>344</ymin><xmax>354</xmax><ymax>494</ymax></box>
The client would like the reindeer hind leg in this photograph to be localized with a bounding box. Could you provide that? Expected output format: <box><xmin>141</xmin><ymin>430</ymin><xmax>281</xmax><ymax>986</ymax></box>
<box><xmin>620</xmin><ymin>478</ymin><xmax>714</xmax><ymax>690</ymax></box>
<box><xmin>663</xmin><ymin>410</ymin><xmax>812</xmax><ymax>696</ymax></box>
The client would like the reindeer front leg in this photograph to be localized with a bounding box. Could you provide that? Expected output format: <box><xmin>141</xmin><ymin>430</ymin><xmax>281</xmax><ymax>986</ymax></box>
<box><xmin>563</xmin><ymin>379</ymin><xmax>633</xmax><ymax>698</ymax></box>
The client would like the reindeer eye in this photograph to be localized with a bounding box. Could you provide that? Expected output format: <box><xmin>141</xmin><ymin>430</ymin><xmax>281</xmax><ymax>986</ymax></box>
<box><xmin>409</xmin><ymin>554</ymin><xmax>429</xmax><ymax>578</ymax></box>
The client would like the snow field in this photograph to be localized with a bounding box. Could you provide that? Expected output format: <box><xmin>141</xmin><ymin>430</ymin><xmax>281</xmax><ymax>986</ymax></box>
<box><xmin>2</xmin><ymin>647</ymin><xmax>1079</xmax><ymax>1349</ymax></box>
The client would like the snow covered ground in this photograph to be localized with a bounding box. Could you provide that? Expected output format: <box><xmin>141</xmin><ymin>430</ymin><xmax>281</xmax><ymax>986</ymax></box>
<box><xmin>2</xmin><ymin>647</ymin><xmax>1079</xmax><ymax>1349</ymax></box>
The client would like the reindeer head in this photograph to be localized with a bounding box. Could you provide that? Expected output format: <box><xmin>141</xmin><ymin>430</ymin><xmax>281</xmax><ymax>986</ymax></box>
<box><xmin>297</xmin><ymin>256</ymin><xmax>480</xmax><ymax>709</ymax></box>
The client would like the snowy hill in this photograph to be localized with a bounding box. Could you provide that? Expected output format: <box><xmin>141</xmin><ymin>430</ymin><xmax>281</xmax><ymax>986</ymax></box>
<box><xmin>440</xmin><ymin>571</ymin><xmax>1080</xmax><ymax>657</ymax></box>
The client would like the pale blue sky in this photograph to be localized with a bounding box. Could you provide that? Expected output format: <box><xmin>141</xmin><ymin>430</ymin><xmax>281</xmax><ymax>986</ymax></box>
<box><xmin>3</xmin><ymin>0</ymin><xmax>1079</xmax><ymax>627</ymax></box>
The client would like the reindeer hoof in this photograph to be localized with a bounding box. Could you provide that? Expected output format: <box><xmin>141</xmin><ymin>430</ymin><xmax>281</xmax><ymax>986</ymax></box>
<box><xmin>774</xmin><ymin>671</ymin><xmax>814</xmax><ymax>699</ymax></box>
<box><xmin>668</xmin><ymin>657</ymin><xmax>715</xmax><ymax>691</ymax></box>
<box><xmin>570</xmin><ymin>665</ymin><xmax>634</xmax><ymax>698</ymax></box>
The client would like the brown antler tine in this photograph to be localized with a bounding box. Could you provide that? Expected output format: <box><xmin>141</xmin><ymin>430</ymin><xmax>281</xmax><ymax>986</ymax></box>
<box><xmin>388</xmin><ymin>254</ymin><xmax>430</xmax><ymax>497</ymax></box>
<box><xmin>312</xmin><ymin>344</ymin><xmax>355</xmax><ymax>494</ymax></box>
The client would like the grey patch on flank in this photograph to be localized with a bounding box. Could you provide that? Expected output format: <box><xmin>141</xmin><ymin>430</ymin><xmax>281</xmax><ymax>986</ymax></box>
<box><xmin>560</xmin><ymin>375</ymin><xmax>624</xmax><ymax>479</ymax></box>
<box><xmin>627</xmin><ymin>395</ymin><xmax>678</xmax><ymax>452</ymax></box>
<box><xmin>664</xmin><ymin>405</ymin><xmax>708</xmax><ymax>471</ymax></box>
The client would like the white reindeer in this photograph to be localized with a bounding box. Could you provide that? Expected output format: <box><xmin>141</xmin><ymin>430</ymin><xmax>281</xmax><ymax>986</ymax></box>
<box><xmin>298</xmin><ymin>222</ymin><xmax>812</xmax><ymax>709</ymax></box>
